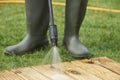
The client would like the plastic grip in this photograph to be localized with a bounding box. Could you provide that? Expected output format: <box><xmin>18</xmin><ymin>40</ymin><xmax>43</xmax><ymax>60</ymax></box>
<box><xmin>49</xmin><ymin>25</ymin><xmax>58</xmax><ymax>46</ymax></box>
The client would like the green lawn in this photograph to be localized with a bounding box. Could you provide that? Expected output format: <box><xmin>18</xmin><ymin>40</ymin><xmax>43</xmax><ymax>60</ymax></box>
<box><xmin>0</xmin><ymin>0</ymin><xmax>120</xmax><ymax>70</ymax></box>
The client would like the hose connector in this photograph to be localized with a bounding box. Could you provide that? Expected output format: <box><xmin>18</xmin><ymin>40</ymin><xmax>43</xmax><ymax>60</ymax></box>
<box><xmin>49</xmin><ymin>25</ymin><xmax>58</xmax><ymax>46</ymax></box>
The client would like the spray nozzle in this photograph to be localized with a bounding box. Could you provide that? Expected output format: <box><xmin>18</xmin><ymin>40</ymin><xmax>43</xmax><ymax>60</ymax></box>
<box><xmin>49</xmin><ymin>25</ymin><xmax>58</xmax><ymax>46</ymax></box>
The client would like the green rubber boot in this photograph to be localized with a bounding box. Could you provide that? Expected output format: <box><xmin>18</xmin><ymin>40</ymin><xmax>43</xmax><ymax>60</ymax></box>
<box><xmin>4</xmin><ymin>0</ymin><xmax>49</xmax><ymax>55</ymax></box>
<box><xmin>63</xmin><ymin>0</ymin><xmax>91</xmax><ymax>58</ymax></box>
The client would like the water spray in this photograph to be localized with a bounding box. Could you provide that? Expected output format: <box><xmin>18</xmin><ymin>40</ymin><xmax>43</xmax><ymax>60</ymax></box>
<box><xmin>41</xmin><ymin>0</ymin><xmax>63</xmax><ymax>72</ymax></box>
<box><xmin>41</xmin><ymin>0</ymin><xmax>66</xmax><ymax>78</ymax></box>
<box><xmin>48</xmin><ymin>0</ymin><xmax>58</xmax><ymax>46</ymax></box>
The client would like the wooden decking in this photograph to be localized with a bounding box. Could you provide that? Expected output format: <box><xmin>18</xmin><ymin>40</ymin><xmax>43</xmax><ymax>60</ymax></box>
<box><xmin>0</xmin><ymin>57</ymin><xmax>120</xmax><ymax>80</ymax></box>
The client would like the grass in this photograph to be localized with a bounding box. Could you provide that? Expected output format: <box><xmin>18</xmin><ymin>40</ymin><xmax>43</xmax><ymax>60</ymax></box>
<box><xmin>0</xmin><ymin>0</ymin><xmax>120</xmax><ymax>70</ymax></box>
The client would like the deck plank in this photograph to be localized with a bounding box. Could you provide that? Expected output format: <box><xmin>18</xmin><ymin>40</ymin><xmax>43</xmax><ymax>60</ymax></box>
<box><xmin>62</xmin><ymin>62</ymin><xmax>102</xmax><ymax>80</ymax></box>
<box><xmin>90</xmin><ymin>57</ymin><xmax>120</xmax><ymax>75</ymax></box>
<box><xmin>0</xmin><ymin>70</ymin><xmax>24</xmax><ymax>80</ymax></box>
<box><xmin>12</xmin><ymin>67</ymin><xmax>50</xmax><ymax>80</ymax></box>
<box><xmin>0</xmin><ymin>57</ymin><xmax>120</xmax><ymax>80</ymax></box>
<box><xmin>32</xmin><ymin>65</ymin><xmax>75</xmax><ymax>80</ymax></box>
<box><xmin>72</xmin><ymin>60</ymin><xmax>120</xmax><ymax>80</ymax></box>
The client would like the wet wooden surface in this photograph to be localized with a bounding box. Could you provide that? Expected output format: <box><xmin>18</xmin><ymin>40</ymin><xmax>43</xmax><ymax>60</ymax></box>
<box><xmin>0</xmin><ymin>57</ymin><xmax>120</xmax><ymax>80</ymax></box>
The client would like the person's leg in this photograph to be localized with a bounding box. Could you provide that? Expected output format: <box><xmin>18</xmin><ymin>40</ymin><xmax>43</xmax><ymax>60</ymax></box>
<box><xmin>4</xmin><ymin>0</ymin><xmax>49</xmax><ymax>55</ymax></box>
<box><xmin>63</xmin><ymin>0</ymin><xmax>91</xmax><ymax>58</ymax></box>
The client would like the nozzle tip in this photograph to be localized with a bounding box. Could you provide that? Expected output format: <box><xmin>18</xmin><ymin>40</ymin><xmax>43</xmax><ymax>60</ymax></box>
<box><xmin>52</xmin><ymin>43</ymin><xmax>57</xmax><ymax>46</ymax></box>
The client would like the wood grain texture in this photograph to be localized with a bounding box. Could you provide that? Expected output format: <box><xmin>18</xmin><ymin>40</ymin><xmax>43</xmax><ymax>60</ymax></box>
<box><xmin>0</xmin><ymin>57</ymin><xmax>120</xmax><ymax>80</ymax></box>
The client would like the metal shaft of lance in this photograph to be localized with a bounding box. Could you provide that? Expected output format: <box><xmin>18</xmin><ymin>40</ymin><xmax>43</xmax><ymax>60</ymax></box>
<box><xmin>48</xmin><ymin>0</ymin><xmax>58</xmax><ymax>46</ymax></box>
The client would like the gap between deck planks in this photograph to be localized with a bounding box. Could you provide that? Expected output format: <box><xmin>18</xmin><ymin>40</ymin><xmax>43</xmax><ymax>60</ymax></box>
<box><xmin>0</xmin><ymin>57</ymin><xmax>120</xmax><ymax>80</ymax></box>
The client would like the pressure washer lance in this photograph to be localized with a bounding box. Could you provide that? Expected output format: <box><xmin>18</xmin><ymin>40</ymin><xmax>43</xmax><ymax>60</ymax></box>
<box><xmin>48</xmin><ymin>0</ymin><xmax>58</xmax><ymax>46</ymax></box>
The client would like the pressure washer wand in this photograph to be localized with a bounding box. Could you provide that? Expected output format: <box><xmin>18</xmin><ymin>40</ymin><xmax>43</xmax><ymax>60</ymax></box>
<box><xmin>48</xmin><ymin>0</ymin><xmax>58</xmax><ymax>46</ymax></box>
